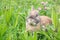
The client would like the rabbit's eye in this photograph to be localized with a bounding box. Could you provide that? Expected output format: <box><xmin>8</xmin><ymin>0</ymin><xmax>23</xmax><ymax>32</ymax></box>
<box><xmin>36</xmin><ymin>14</ymin><xmax>39</xmax><ymax>17</ymax></box>
<box><xmin>29</xmin><ymin>16</ymin><xmax>34</xmax><ymax>19</ymax></box>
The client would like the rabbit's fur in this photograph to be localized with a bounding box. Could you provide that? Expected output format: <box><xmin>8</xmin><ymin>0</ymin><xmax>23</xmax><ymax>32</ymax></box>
<box><xmin>26</xmin><ymin>6</ymin><xmax>52</xmax><ymax>32</ymax></box>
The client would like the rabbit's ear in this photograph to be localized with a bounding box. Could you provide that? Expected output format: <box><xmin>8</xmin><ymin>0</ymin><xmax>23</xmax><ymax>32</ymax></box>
<box><xmin>37</xmin><ymin>7</ymin><xmax>41</xmax><ymax>11</ymax></box>
<box><xmin>31</xmin><ymin>5</ymin><xmax>35</xmax><ymax>11</ymax></box>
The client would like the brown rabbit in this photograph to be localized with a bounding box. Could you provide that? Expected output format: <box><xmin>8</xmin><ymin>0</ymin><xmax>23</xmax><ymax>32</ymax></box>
<box><xmin>26</xmin><ymin>6</ymin><xmax>52</xmax><ymax>32</ymax></box>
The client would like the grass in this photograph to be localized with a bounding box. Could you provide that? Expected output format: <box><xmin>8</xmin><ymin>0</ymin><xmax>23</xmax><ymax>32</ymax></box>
<box><xmin>0</xmin><ymin>0</ymin><xmax>60</xmax><ymax>40</ymax></box>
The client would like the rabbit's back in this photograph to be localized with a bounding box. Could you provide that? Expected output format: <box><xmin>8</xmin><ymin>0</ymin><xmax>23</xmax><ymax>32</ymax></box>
<box><xmin>40</xmin><ymin>16</ymin><xmax>52</xmax><ymax>26</ymax></box>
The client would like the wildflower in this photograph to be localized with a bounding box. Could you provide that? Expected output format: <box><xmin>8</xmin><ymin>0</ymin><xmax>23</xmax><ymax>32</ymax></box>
<box><xmin>44</xmin><ymin>7</ymin><xmax>47</xmax><ymax>10</ymax></box>
<box><xmin>41</xmin><ymin>1</ymin><xmax>48</xmax><ymax>6</ymax></box>
<box><xmin>38</xmin><ymin>7</ymin><xmax>42</xmax><ymax>11</ymax></box>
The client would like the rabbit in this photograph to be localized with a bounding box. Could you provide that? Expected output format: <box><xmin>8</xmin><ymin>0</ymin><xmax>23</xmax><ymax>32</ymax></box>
<box><xmin>26</xmin><ymin>6</ymin><xmax>52</xmax><ymax>32</ymax></box>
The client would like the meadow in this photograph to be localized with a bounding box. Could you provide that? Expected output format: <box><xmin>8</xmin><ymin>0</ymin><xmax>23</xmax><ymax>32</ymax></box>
<box><xmin>0</xmin><ymin>0</ymin><xmax>60</xmax><ymax>40</ymax></box>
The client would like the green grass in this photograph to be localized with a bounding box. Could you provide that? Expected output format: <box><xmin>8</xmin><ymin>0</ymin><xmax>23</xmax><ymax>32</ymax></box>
<box><xmin>0</xmin><ymin>0</ymin><xmax>60</xmax><ymax>40</ymax></box>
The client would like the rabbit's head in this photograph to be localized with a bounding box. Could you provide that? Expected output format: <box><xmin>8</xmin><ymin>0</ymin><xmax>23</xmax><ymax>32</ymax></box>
<box><xmin>26</xmin><ymin>6</ymin><xmax>41</xmax><ymax>26</ymax></box>
<box><xmin>29</xmin><ymin>6</ymin><xmax>41</xmax><ymax>18</ymax></box>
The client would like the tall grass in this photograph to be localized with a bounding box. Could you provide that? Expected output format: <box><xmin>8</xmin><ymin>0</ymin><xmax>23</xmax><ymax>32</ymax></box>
<box><xmin>0</xmin><ymin>0</ymin><xmax>60</xmax><ymax>40</ymax></box>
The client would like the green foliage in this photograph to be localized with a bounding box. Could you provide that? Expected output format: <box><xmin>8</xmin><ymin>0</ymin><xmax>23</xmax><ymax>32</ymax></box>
<box><xmin>0</xmin><ymin>0</ymin><xmax>60</xmax><ymax>40</ymax></box>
